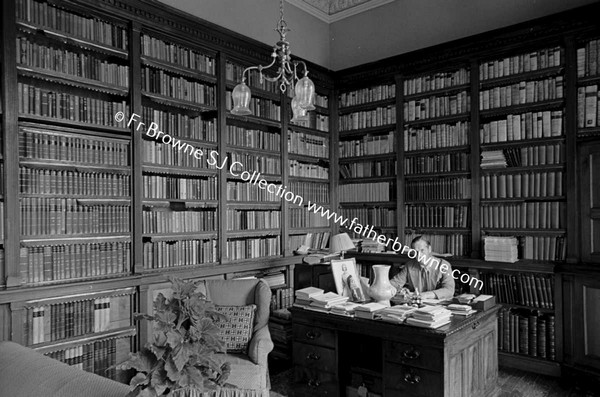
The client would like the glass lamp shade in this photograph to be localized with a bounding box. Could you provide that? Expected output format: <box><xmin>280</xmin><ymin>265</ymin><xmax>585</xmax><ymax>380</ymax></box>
<box><xmin>294</xmin><ymin>76</ymin><xmax>315</xmax><ymax>110</ymax></box>
<box><xmin>329</xmin><ymin>232</ymin><xmax>355</xmax><ymax>254</ymax></box>
<box><xmin>231</xmin><ymin>82</ymin><xmax>252</xmax><ymax>115</ymax></box>
<box><xmin>290</xmin><ymin>96</ymin><xmax>309</xmax><ymax>123</ymax></box>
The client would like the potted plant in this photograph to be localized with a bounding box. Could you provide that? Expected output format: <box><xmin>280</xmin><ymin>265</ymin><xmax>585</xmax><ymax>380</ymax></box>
<box><xmin>118</xmin><ymin>277</ymin><xmax>231</xmax><ymax>397</ymax></box>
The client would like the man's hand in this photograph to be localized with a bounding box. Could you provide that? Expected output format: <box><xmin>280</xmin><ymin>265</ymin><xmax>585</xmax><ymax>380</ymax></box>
<box><xmin>420</xmin><ymin>291</ymin><xmax>436</xmax><ymax>299</ymax></box>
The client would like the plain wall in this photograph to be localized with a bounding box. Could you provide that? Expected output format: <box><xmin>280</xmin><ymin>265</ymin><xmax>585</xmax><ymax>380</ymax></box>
<box><xmin>157</xmin><ymin>0</ymin><xmax>331</xmax><ymax>68</ymax></box>
<box><xmin>330</xmin><ymin>0</ymin><xmax>599</xmax><ymax>71</ymax></box>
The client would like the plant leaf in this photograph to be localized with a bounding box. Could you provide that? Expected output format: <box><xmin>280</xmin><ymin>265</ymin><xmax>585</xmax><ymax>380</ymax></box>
<box><xmin>151</xmin><ymin>367</ymin><xmax>169</xmax><ymax>395</ymax></box>
<box><xmin>119</xmin><ymin>349</ymin><xmax>158</xmax><ymax>373</ymax></box>
<box><xmin>166</xmin><ymin>329</ymin><xmax>184</xmax><ymax>349</ymax></box>
<box><xmin>164</xmin><ymin>357</ymin><xmax>181</xmax><ymax>382</ymax></box>
<box><xmin>179</xmin><ymin>366</ymin><xmax>205</xmax><ymax>389</ymax></box>
<box><xmin>139</xmin><ymin>388</ymin><xmax>159</xmax><ymax>397</ymax></box>
<box><xmin>130</xmin><ymin>373</ymin><xmax>150</xmax><ymax>388</ymax></box>
<box><xmin>172</xmin><ymin>342</ymin><xmax>194</xmax><ymax>372</ymax></box>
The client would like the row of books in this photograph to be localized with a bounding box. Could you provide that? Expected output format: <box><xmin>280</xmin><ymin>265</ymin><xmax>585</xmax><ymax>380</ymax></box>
<box><xmin>404</xmin><ymin>232</ymin><xmax>471</xmax><ymax>257</ymax></box>
<box><xmin>485</xmin><ymin>144</ymin><xmax>564</xmax><ymax>169</ymax></box>
<box><xmin>142</xmin><ymin>174</ymin><xmax>217</xmax><ymax>200</ymax></box>
<box><xmin>289</xmin><ymin>181</ymin><xmax>329</xmax><ymax>203</ymax></box>
<box><xmin>338</xmin><ymin>84</ymin><xmax>395</xmax><ymax>107</ymax></box>
<box><xmin>288</xmin><ymin>131</ymin><xmax>329</xmax><ymax>158</ymax></box>
<box><xmin>480</xmin><ymin>111</ymin><xmax>563</xmax><ymax>143</ymax></box>
<box><xmin>21</xmin><ymin>168</ymin><xmax>131</xmax><ymax>197</ymax></box>
<box><xmin>404</xmin><ymin>152</ymin><xmax>470</xmax><ymax>174</ymax></box>
<box><xmin>338</xmin><ymin>106</ymin><xmax>396</xmax><ymax>131</ymax></box>
<box><xmin>498</xmin><ymin>308</ymin><xmax>556</xmax><ymax>360</ymax></box>
<box><xmin>289</xmin><ymin>208</ymin><xmax>330</xmax><ymax>228</ymax></box>
<box><xmin>340</xmin><ymin>208</ymin><xmax>397</xmax><ymax>228</ymax></box>
<box><xmin>20</xmin><ymin>127</ymin><xmax>130</xmax><ymax>165</ymax></box>
<box><xmin>26</xmin><ymin>296</ymin><xmax>128</xmax><ymax>344</ymax></box>
<box><xmin>576</xmin><ymin>39</ymin><xmax>600</xmax><ymax>78</ymax></box>
<box><xmin>17</xmin><ymin>38</ymin><xmax>130</xmax><ymax>87</ymax></box>
<box><xmin>480</xmin><ymin>171</ymin><xmax>563</xmax><ymax>199</ymax></box>
<box><xmin>404</xmin><ymin>121</ymin><xmax>470</xmax><ymax>151</ymax></box>
<box><xmin>227</xmin><ymin>125</ymin><xmax>280</xmax><ymax>152</ymax></box>
<box><xmin>289</xmin><ymin>160</ymin><xmax>329</xmax><ymax>179</ymax></box>
<box><xmin>16</xmin><ymin>0</ymin><xmax>129</xmax><ymax>50</ymax></box>
<box><xmin>339</xmin><ymin>159</ymin><xmax>396</xmax><ymax>178</ymax></box>
<box><xmin>45</xmin><ymin>339</ymin><xmax>121</xmax><ymax>380</ymax></box>
<box><xmin>403</xmin><ymin>92</ymin><xmax>470</xmax><ymax>121</ymax></box>
<box><xmin>479</xmin><ymin>271</ymin><xmax>554</xmax><ymax>308</ymax></box>
<box><xmin>141</xmin><ymin>34</ymin><xmax>216</xmax><ymax>74</ymax></box>
<box><xmin>359</xmin><ymin>239</ymin><xmax>386</xmax><ymax>253</ymax></box>
<box><xmin>479</xmin><ymin>77</ymin><xmax>564</xmax><ymax>110</ymax></box>
<box><xmin>290</xmin><ymin>113</ymin><xmax>329</xmax><ymax>132</ymax></box>
<box><xmin>480</xmin><ymin>47</ymin><xmax>562</xmax><ymax>80</ymax></box>
<box><xmin>288</xmin><ymin>232</ymin><xmax>330</xmax><ymax>251</ymax></box>
<box><xmin>225</xmin><ymin>62</ymin><xmax>278</xmax><ymax>93</ymax></box>
<box><xmin>226</xmin><ymin>236</ymin><xmax>281</xmax><ymax>260</ymax></box>
<box><xmin>142</xmin><ymin>239</ymin><xmax>218</xmax><ymax>269</ymax></box>
<box><xmin>21</xmin><ymin>198</ymin><xmax>130</xmax><ymax>235</ymax></box>
<box><xmin>339</xmin><ymin>131</ymin><xmax>395</xmax><ymax>157</ymax></box>
<box><xmin>480</xmin><ymin>202</ymin><xmax>565</xmax><ymax>229</ymax></box>
<box><xmin>484</xmin><ymin>236</ymin><xmax>518</xmax><ymax>263</ymax></box>
<box><xmin>225</xmin><ymin>93</ymin><xmax>282</xmax><ymax>121</ymax></box>
<box><xmin>481</xmin><ymin>150</ymin><xmax>507</xmax><ymax>168</ymax></box>
<box><xmin>339</xmin><ymin>182</ymin><xmax>394</xmax><ymax>202</ymax></box>
<box><xmin>405</xmin><ymin>205</ymin><xmax>470</xmax><ymax>228</ymax></box>
<box><xmin>143</xmin><ymin>107</ymin><xmax>217</xmax><ymax>142</ymax></box>
<box><xmin>226</xmin><ymin>181</ymin><xmax>280</xmax><ymax>202</ymax></box>
<box><xmin>577</xmin><ymin>85</ymin><xmax>600</xmax><ymax>128</ymax></box>
<box><xmin>142</xmin><ymin>141</ymin><xmax>215</xmax><ymax>169</ymax></box>
<box><xmin>225</xmin><ymin>209</ymin><xmax>281</xmax><ymax>231</ymax></box>
<box><xmin>229</xmin><ymin>152</ymin><xmax>281</xmax><ymax>175</ymax></box>
<box><xmin>315</xmin><ymin>93</ymin><xmax>329</xmax><ymax>108</ymax></box>
<box><xmin>270</xmin><ymin>288</ymin><xmax>294</xmax><ymax>311</ymax></box>
<box><xmin>18</xmin><ymin>83</ymin><xmax>129</xmax><ymax>127</ymax></box>
<box><xmin>521</xmin><ymin>235</ymin><xmax>566</xmax><ymax>261</ymax></box>
<box><xmin>404</xmin><ymin>69</ymin><xmax>470</xmax><ymax>95</ymax></box>
<box><xmin>142</xmin><ymin>67</ymin><xmax>216</xmax><ymax>105</ymax></box>
<box><xmin>405</xmin><ymin>177</ymin><xmax>471</xmax><ymax>201</ymax></box>
<box><xmin>142</xmin><ymin>209</ymin><xmax>216</xmax><ymax>234</ymax></box>
<box><xmin>20</xmin><ymin>243</ymin><xmax>131</xmax><ymax>284</ymax></box>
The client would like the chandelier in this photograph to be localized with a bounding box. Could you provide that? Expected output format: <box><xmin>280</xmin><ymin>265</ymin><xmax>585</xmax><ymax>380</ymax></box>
<box><xmin>230</xmin><ymin>0</ymin><xmax>316</xmax><ymax>121</ymax></box>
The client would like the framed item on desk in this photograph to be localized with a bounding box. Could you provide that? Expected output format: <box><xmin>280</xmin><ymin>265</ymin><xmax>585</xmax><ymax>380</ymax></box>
<box><xmin>331</xmin><ymin>258</ymin><xmax>367</xmax><ymax>302</ymax></box>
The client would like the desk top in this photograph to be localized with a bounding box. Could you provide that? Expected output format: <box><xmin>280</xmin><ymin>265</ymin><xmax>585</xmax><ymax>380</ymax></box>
<box><xmin>290</xmin><ymin>305</ymin><xmax>500</xmax><ymax>343</ymax></box>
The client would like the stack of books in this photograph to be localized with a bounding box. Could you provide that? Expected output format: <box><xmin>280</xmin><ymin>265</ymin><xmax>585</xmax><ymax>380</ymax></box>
<box><xmin>260</xmin><ymin>272</ymin><xmax>286</xmax><ymax>288</ymax></box>
<box><xmin>359</xmin><ymin>239</ymin><xmax>386</xmax><ymax>253</ymax></box>
<box><xmin>447</xmin><ymin>304</ymin><xmax>477</xmax><ymax>318</ymax></box>
<box><xmin>293</xmin><ymin>286</ymin><xmax>324</xmax><ymax>308</ymax></box>
<box><xmin>484</xmin><ymin>236</ymin><xmax>519</xmax><ymax>263</ymax></box>
<box><xmin>374</xmin><ymin>305</ymin><xmax>417</xmax><ymax>324</ymax></box>
<box><xmin>406</xmin><ymin>306</ymin><xmax>452</xmax><ymax>328</ymax></box>
<box><xmin>308</xmin><ymin>292</ymin><xmax>349</xmax><ymax>313</ymax></box>
<box><xmin>480</xmin><ymin>150</ymin><xmax>507</xmax><ymax>168</ymax></box>
<box><xmin>354</xmin><ymin>302</ymin><xmax>388</xmax><ymax>319</ymax></box>
<box><xmin>330</xmin><ymin>301</ymin><xmax>361</xmax><ymax>317</ymax></box>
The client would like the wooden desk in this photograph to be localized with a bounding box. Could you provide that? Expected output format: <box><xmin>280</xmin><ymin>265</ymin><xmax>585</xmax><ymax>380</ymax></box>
<box><xmin>290</xmin><ymin>305</ymin><xmax>500</xmax><ymax>397</ymax></box>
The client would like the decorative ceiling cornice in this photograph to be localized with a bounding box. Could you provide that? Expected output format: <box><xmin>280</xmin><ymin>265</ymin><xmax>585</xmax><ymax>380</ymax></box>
<box><xmin>286</xmin><ymin>0</ymin><xmax>395</xmax><ymax>23</ymax></box>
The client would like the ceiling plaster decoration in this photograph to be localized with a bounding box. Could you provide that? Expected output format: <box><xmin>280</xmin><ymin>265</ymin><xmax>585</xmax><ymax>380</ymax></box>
<box><xmin>286</xmin><ymin>0</ymin><xmax>395</xmax><ymax>23</ymax></box>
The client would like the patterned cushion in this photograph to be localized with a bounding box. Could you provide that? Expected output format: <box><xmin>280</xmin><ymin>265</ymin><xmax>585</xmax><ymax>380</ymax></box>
<box><xmin>215</xmin><ymin>305</ymin><xmax>256</xmax><ymax>353</ymax></box>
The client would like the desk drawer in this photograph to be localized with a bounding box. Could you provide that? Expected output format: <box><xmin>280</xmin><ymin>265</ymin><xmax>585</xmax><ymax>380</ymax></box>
<box><xmin>293</xmin><ymin>341</ymin><xmax>336</xmax><ymax>372</ymax></box>
<box><xmin>384</xmin><ymin>340</ymin><xmax>443</xmax><ymax>372</ymax></box>
<box><xmin>292</xmin><ymin>366</ymin><xmax>338</xmax><ymax>397</ymax></box>
<box><xmin>384</xmin><ymin>363</ymin><xmax>442</xmax><ymax>397</ymax></box>
<box><xmin>293</xmin><ymin>323</ymin><xmax>336</xmax><ymax>348</ymax></box>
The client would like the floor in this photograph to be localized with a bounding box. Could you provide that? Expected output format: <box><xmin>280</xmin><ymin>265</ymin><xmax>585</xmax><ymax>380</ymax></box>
<box><xmin>268</xmin><ymin>361</ymin><xmax>599</xmax><ymax>397</ymax></box>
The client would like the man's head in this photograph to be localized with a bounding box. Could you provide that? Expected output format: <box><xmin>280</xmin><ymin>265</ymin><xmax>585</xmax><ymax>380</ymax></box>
<box><xmin>411</xmin><ymin>236</ymin><xmax>432</xmax><ymax>268</ymax></box>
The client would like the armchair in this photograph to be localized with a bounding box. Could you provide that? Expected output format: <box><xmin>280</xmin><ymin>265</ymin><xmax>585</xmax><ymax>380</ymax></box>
<box><xmin>200</xmin><ymin>278</ymin><xmax>274</xmax><ymax>397</ymax></box>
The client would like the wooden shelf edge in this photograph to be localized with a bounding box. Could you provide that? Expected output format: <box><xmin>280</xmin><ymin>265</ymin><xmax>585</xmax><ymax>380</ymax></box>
<box><xmin>32</xmin><ymin>326</ymin><xmax>137</xmax><ymax>354</ymax></box>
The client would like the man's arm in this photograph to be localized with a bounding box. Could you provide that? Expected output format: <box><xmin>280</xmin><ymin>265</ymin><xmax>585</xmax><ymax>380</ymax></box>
<box><xmin>430</xmin><ymin>261</ymin><xmax>455</xmax><ymax>299</ymax></box>
<box><xmin>390</xmin><ymin>265</ymin><xmax>408</xmax><ymax>294</ymax></box>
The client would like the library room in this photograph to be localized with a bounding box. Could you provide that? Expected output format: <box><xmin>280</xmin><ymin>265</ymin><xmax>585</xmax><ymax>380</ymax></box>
<box><xmin>0</xmin><ymin>0</ymin><xmax>599</xmax><ymax>396</ymax></box>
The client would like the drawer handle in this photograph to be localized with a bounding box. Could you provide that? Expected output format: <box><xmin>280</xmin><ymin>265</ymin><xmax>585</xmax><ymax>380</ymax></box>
<box><xmin>308</xmin><ymin>379</ymin><xmax>321</xmax><ymax>388</ymax></box>
<box><xmin>307</xmin><ymin>352</ymin><xmax>321</xmax><ymax>360</ymax></box>
<box><xmin>306</xmin><ymin>330</ymin><xmax>321</xmax><ymax>340</ymax></box>
<box><xmin>472</xmin><ymin>321</ymin><xmax>480</xmax><ymax>330</ymax></box>
<box><xmin>404</xmin><ymin>372</ymin><xmax>421</xmax><ymax>384</ymax></box>
<box><xmin>402</xmin><ymin>348</ymin><xmax>421</xmax><ymax>360</ymax></box>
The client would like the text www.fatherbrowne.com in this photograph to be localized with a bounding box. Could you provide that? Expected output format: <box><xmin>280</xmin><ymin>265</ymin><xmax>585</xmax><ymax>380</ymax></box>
<box><xmin>116</xmin><ymin>111</ymin><xmax>483</xmax><ymax>291</ymax></box>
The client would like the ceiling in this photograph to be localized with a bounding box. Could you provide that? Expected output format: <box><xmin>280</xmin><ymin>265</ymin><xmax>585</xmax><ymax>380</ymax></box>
<box><xmin>286</xmin><ymin>0</ymin><xmax>395</xmax><ymax>22</ymax></box>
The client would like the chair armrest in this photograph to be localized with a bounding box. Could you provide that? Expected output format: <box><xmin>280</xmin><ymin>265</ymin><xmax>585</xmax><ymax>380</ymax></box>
<box><xmin>248</xmin><ymin>325</ymin><xmax>274</xmax><ymax>366</ymax></box>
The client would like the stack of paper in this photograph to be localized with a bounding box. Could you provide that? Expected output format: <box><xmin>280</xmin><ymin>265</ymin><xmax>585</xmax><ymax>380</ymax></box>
<box><xmin>354</xmin><ymin>302</ymin><xmax>388</xmax><ymax>319</ymax></box>
<box><xmin>484</xmin><ymin>236</ymin><xmax>518</xmax><ymax>263</ymax></box>
<box><xmin>293</xmin><ymin>286</ymin><xmax>324</xmax><ymax>308</ymax></box>
<box><xmin>406</xmin><ymin>306</ymin><xmax>452</xmax><ymax>328</ymax></box>
<box><xmin>359</xmin><ymin>239</ymin><xmax>386</xmax><ymax>253</ymax></box>
<box><xmin>308</xmin><ymin>292</ymin><xmax>349</xmax><ymax>312</ymax></box>
<box><xmin>330</xmin><ymin>301</ymin><xmax>361</xmax><ymax>317</ymax></box>
<box><xmin>447</xmin><ymin>304</ymin><xmax>477</xmax><ymax>318</ymax></box>
<box><xmin>374</xmin><ymin>305</ymin><xmax>418</xmax><ymax>324</ymax></box>
<box><xmin>480</xmin><ymin>150</ymin><xmax>507</xmax><ymax>168</ymax></box>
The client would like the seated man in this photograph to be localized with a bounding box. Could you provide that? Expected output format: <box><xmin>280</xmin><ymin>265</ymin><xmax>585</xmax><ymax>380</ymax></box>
<box><xmin>390</xmin><ymin>236</ymin><xmax>455</xmax><ymax>300</ymax></box>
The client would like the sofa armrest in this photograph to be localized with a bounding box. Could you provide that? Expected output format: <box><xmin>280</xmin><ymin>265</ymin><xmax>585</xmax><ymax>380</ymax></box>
<box><xmin>248</xmin><ymin>325</ymin><xmax>274</xmax><ymax>366</ymax></box>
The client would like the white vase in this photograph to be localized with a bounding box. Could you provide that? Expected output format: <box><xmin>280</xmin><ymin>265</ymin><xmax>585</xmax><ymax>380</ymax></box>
<box><xmin>368</xmin><ymin>265</ymin><xmax>397</xmax><ymax>306</ymax></box>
